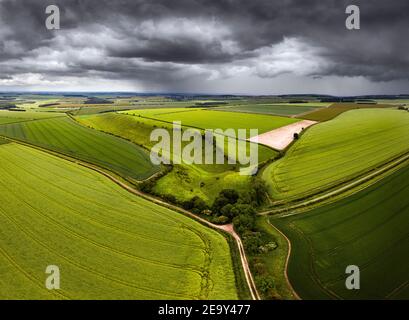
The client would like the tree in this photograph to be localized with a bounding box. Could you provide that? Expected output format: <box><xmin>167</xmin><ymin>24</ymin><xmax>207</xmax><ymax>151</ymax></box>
<box><xmin>233</xmin><ymin>214</ymin><xmax>255</xmax><ymax>235</ymax></box>
<box><xmin>212</xmin><ymin>189</ymin><xmax>240</xmax><ymax>213</ymax></box>
<box><xmin>250</xmin><ymin>178</ymin><xmax>268</xmax><ymax>205</ymax></box>
<box><xmin>256</xmin><ymin>276</ymin><xmax>276</xmax><ymax>297</ymax></box>
<box><xmin>219</xmin><ymin>189</ymin><xmax>239</xmax><ymax>203</ymax></box>
<box><xmin>182</xmin><ymin>196</ymin><xmax>208</xmax><ymax>213</ymax></box>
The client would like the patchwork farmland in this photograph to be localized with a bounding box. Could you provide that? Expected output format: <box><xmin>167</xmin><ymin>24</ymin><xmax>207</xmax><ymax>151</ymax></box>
<box><xmin>1</xmin><ymin>93</ymin><xmax>408</xmax><ymax>301</ymax></box>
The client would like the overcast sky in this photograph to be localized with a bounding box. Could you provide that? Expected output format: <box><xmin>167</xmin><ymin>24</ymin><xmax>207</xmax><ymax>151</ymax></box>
<box><xmin>1</xmin><ymin>0</ymin><xmax>409</xmax><ymax>95</ymax></box>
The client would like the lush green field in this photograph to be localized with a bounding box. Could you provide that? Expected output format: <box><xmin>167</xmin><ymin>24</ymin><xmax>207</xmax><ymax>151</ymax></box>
<box><xmin>0</xmin><ymin>143</ymin><xmax>238</xmax><ymax>299</ymax></box>
<box><xmin>71</xmin><ymin>105</ymin><xmax>135</xmax><ymax>116</ymax></box>
<box><xmin>217</xmin><ymin>104</ymin><xmax>320</xmax><ymax>116</ymax></box>
<box><xmin>0</xmin><ymin>118</ymin><xmax>26</xmax><ymax>125</ymax></box>
<box><xmin>15</xmin><ymin>99</ymin><xmax>61</xmax><ymax>109</ymax></box>
<box><xmin>263</xmin><ymin>109</ymin><xmax>409</xmax><ymax>200</ymax></box>
<box><xmin>272</xmin><ymin>162</ymin><xmax>409</xmax><ymax>299</ymax></box>
<box><xmin>124</xmin><ymin>108</ymin><xmax>299</xmax><ymax>135</ymax></box>
<box><xmin>276</xmin><ymin>102</ymin><xmax>332</xmax><ymax>107</ymax></box>
<box><xmin>300</xmin><ymin>102</ymin><xmax>392</xmax><ymax>121</ymax></box>
<box><xmin>0</xmin><ymin>115</ymin><xmax>159</xmax><ymax>181</ymax></box>
<box><xmin>0</xmin><ymin>110</ymin><xmax>65</xmax><ymax>120</ymax></box>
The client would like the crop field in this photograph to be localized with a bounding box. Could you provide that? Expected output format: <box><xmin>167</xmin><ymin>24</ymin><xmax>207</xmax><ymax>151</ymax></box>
<box><xmin>71</xmin><ymin>105</ymin><xmax>136</xmax><ymax>116</ymax></box>
<box><xmin>216</xmin><ymin>104</ymin><xmax>321</xmax><ymax>116</ymax></box>
<box><xmin>249</xmin><ymin>120</ymin><xmax>317</xmax><ymax>151</ymax></box>
<box><xmin>300</xmin><ymin>102</ymin><xmax>393</xmax><ymax>121</ymax></box>
<box><xmin>0</xmin><ymin>115</ymin><xmax>159</xmax><ymax>181</ymax></box>
<box><xmin>0</xmin><ymin>110</ymin><xmax>65</xmax><ymax>120</ymax></box>
<box><xmin>15</xmin><ymin>99</ymin><xmax>61</xmax><ymax>109</ymax></box>
<box><xmin>124</xmin><ymin>108</ymin><xmax>299</xmax><ymax>135</ymax></box>
<box><xmin>263</xmin><ymin>109</ymin><xmax>409</xmax><ymax>200</ymax></box>
<box><xmin>272</xmin><ymin>162</ymin><xmax>409</xmax><ymax>299</ymax></box>
<box><xmin>0</xmin><ymin>143</ymin><xmax>238</xmax><ymax>299</ymax></box>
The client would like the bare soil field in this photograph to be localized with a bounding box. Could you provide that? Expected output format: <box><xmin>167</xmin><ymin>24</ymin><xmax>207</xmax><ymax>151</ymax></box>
<box><xmin>248</xmin><ymin>120</ymin><xmax>316</xmax><ymax>150</ymax></box>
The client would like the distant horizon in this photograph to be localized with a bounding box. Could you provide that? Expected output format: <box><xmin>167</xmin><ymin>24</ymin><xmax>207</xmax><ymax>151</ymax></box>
<box><xmin>2</xmin><ymin>91</ymin><xmax>409</xmax><ymax>98</ymax></box>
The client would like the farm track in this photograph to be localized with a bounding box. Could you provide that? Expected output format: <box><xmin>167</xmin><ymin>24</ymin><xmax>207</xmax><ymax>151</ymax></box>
<box><xmin>0</xmin><ymin>135</ymin><xmax>260</xmax><ymax>300</ymax></box>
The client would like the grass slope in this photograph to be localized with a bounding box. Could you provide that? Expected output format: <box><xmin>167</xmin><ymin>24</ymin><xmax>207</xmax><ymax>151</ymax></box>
<box><xmin>0</xmin><ymin>115</ymin><xmax>159</xmax><ymax>181</ymax></box>
<box><xmin>263</xmin><ymin>109</ymin><xmax>409</xmax><ymax>200</ymax></box>
<box><xmin>272</xmin><ymin>162</ymin><xmax>409</xmax><ymax>299</ymax></box>
<box><xmin>0</xmin><ymin>143</ymin><xmax>238</xmax><ymax>300</ymax></box>
<box><xmin>78</xmin><ymin>112</ymin><xmax>277</xmax><ymax>204</ymax></box>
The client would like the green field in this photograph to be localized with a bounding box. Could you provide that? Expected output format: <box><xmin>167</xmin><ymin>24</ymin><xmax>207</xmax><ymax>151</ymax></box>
<box><xmin>0</xmin><ymin>115</ymin><xmax>159</xmax><ymax>181</ymax></box>
<box><xmin>263</xmin><ymin>109</ymin><xmax>409</xmax><ymax>200</ymax></box>
<box><xmin>217</xmin><ymin>104</ymin><xmax>321</xmax><ymax>116</ymax></box>
<box><xmin>272</xmin><ymin>162</ymin><xmax>409</xmax><ymax>299</ymax></box>
<box><xmin>0</xmin><ymin>110</ymin><xmax>65</xmax><ymax>120</ymax></box>
<box><xmin>0</xmin><ymin>143</ymin><xmax>238</xmax><ymax>299</ymax></box>
<box><xmin>124</xmin><ymin>108</ymin><xmax>299</xmax><ymax>135</ymax></box>
<box><xmin>300</xmin><ymin>102</ymin><xmax>393</xmax><ymax>121</ymax></box>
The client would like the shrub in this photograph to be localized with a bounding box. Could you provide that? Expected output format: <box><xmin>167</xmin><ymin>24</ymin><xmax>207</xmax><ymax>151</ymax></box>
<box><xmin>233</xmin><ymin>214</ymin><xmax>256</xmax><ymax>235</ymax></box>
<box><xmin>202</xmin><ymin>209</ymin><xmax>212</xmax><ymax>216</ymax></box>
<box><xmin>258</xmin><ymin>242</ymin><xmax>278</xmax><ymax>254</ymax></box>
<box><xmin>253</xmin><ymin>262</ymin><xmax>267</xmax><ymax>276</ymax></box>
<box><xmin>182</xmin><ymin>196</ymin><xmax>208</xmax><ymax>214</ymax></box>
<box><xmin>214</xmin><ymin>215</ymin><xmax>229</xmax><ymax>224</ymax></box>
<box><xmin>162</xmin><ymin>194</ymin><xmax>177</xmax><ymax>204</ymax></box>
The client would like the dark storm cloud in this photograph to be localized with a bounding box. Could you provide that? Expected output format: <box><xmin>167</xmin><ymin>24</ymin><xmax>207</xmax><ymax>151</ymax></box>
<box><xmin>1</xmin><ymin>0</ymin><xmax>409</xmax><ymax>90</ymax></box>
